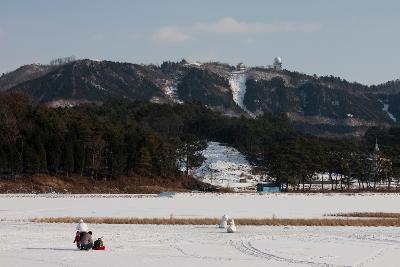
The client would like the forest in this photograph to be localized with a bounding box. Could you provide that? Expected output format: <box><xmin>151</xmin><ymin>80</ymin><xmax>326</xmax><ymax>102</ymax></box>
<box><xmin>0</xmin><ymin>92</ymin><xmax>399</xmax><ymax>191</ymax></box>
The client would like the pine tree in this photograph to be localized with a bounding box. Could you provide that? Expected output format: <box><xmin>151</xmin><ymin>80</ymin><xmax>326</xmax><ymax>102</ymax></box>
<box><xmin>177</xmin><ymin>135</ymin><xmax>206</xmax><ymax>177</ymax></box>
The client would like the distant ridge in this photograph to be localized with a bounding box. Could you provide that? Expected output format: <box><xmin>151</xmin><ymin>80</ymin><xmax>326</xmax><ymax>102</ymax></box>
<box><xmin>1</xmin><ymin>58</ymin><xmax>399</xmax><ymax>136</ymax></box>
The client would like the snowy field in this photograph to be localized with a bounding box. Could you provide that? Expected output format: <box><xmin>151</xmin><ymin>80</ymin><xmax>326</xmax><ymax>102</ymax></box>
<box><xmin>2</xmin><ymin>193</ymin><xmax>400</xmax><ymax>266</ymax></box>
<box><xmin>1</xmin><ymin>222</ymin><xmax>400</xmax><ymax>267</ymax></box>
<box><xmin>1</xmin><ymin>193</ymin><xmax>400</xmax><ymax>220</ymax></box>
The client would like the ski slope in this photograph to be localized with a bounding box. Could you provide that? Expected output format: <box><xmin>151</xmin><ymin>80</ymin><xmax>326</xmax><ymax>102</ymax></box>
<box><xmin>382</xmin><ymin>102</ymin><xmax>397</xmax><ymax>122</ymax></box>
<box><xmin>379</xmin><ymin>99</ymin><xmax>397</xmax><ymax>122</ymax></box>
<box><xmin>191</xmin><ymin>142</ymin><xmax>262</xmax><ymax>189</ymax></box>
<box><xmin>228</xmin><ymin>71</ymin><xmax>254</xmax><ymax>117</ymax></box>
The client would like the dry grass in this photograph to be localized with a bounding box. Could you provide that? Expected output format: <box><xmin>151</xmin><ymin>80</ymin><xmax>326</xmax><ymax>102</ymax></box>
<box><xmin>30</xmin><ymin>217</ymin><xmax>219</xmax><ymax>225</ymax></box>
<box><xmin>30</xmin><ymin>216</ymin><xmax>400</xmax><ymax>227</ymax></box>
<box><xmin>329</xmin><ymin>212</ymin><xmax>400</xmax><ymax>219</ymax></box>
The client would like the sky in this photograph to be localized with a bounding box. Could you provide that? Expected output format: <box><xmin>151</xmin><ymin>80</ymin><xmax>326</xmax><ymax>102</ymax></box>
<box><xmin>0</xmin><ymin>0</ymin><xmax>399</xmax><ymax>85</ymax></box>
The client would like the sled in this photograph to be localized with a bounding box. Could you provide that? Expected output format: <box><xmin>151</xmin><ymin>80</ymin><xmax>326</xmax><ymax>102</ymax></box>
<box><xmin>93</xmin><ymin>246</ymin><xmax>106</xmax><ymax>250</ymax></box>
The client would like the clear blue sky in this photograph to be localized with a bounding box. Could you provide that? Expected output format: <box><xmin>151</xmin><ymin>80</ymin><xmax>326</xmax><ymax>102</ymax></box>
<box><xmin>1</xmin><ymin>0</ymin><xmax>399</xmax><ymax>85</ymax></box>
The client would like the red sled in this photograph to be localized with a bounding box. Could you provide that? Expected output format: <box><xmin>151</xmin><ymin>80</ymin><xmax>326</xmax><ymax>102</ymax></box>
<box><xmin>93</xmin><ymin>246</ymin><xmax>106</xmax><ymax>250</ymax></box>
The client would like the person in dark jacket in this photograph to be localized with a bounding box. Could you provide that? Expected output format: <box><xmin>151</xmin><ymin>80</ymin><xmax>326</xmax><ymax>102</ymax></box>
<box><xmin>80</xmin><ymin>231</ymin><xmax>94</xmax><ymax>250</ymax></box>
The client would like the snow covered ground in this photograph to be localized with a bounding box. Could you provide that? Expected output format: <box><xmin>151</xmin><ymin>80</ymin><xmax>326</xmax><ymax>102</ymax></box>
<box><xmin>382</xmin><ymin>103</ymin><xmax>397</xmax><ymax>122</ymax></box>
<box><xmin>228</xmin><ymin>71</ymin><xmax>254</xmax><ymax>117</ymax></box>
<box><xmin>303</xmin><ymin>173</ymin><xmax>400</xmax><ymax>190</ymax></box>
<box><xmin>163</xmin><ymin>84</ymin><xmax>183</xmax><ymax>104</ymax></box>
<box><xmin>2</xmin><ymin>193</ymin><xmax>400</xmax><ymax>266</ymax></box>
<box><xmin>1</xmin><ymin>193</ymin><xmax>400</xmax><ymax>220</ymax></box>
<box><xmin>379</xmin><ymin>99</ymin><xmax>397</xmax><ymax>122</ymax></box>
<box><xmin>1</xmin><ymin>222</ymin><xmax>400</xmax><ymax>267</ymax></box>
<box><xmin>192</xmin><ymin>142</ymin><xmax>262</xmax><ymax>189</ymax></box>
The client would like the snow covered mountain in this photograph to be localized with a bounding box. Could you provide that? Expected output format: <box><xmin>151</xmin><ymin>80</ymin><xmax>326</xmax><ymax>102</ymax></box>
<box><xmin>1</xmin><ymin>59</ymin><xmax>400</xmax><ymax>136</ymax></box>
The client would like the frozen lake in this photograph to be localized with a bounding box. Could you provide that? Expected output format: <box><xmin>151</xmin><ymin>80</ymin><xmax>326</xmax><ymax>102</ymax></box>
<box><xmin>1</xmin><ymin>193</ymin><xmax>400</xmax><ymax>220</ymax></box>
<box><xmin>1</xmin><ymin>222</ymin><xmax>400</xmax><ymax>267</ymax></box>
<box><xmin>2</xmin><ymin>193</ymin><xmax>400</xmax><ymax>266</ymax></box>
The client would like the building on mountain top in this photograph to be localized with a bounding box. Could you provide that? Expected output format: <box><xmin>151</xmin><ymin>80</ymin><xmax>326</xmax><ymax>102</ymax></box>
<box><xmin>273</xmin><ymin>57</ymin><xmax>282</xmax><ymax>70</ymax></box>
<box><xmin>236</xmin><ymin>63</ymin><xmax>246</xmax><ymax>71</ymax></box>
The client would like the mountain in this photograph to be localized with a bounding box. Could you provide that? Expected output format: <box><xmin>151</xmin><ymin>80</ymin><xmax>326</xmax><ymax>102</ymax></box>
<box><xmin>243</xmin><ymin>69</ymin><xmax>396</xmax><ymax>136</ymax></box>
<box><xmin>0</xmin><ymin>64</ymin><xmax>57</xmax><ymax>91</ymax></box>
<box><xmin>1</xmin><ymin>59</ymin><xmax>399</xmax><ymax>136</ymax></box>
<box><xmin>3</xmin><ymin>60</ymin><xmax>165</xmax><ymax>104</ymax></box>
<box><xmin>369</xmin><ymin>80</ymin><xmax>400</xmax><ymax>123</ymax></box>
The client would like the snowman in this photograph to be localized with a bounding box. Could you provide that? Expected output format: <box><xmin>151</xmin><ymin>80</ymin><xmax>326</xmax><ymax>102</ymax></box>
<box><xmin>219</xmin><ymin>214</ymin><xmax>229</xmax><ymax>228</ymax></box>
<box><xmin>227</xmin><ymin>219</ymin><xmax>237</xmax><ymax>233</ymax></box>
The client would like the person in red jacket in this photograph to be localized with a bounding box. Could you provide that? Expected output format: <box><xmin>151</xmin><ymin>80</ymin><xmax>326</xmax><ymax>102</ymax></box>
<box><xmin>73</xmin><ymin>231</ymin><xmax>81</xmax><ymax>248</ymax></box>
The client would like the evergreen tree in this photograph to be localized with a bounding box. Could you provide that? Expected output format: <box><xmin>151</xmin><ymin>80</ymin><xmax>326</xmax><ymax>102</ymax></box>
<box><xmin>177</xmin><ymin>135</ymin><xmax>206</xmax><ymax>177</ymax></box>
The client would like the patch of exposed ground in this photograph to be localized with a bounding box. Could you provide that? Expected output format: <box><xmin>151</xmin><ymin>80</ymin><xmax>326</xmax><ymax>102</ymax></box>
<box><xmin>0</xmin><ymin>174</ymin><xmax>215</xmax><ymax>194</ymax></box>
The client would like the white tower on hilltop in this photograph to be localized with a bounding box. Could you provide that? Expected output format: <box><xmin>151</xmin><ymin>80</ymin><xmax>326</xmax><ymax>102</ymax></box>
<box><xmin>273</xmin><ymin>57</ymin><xmax>282</xmax><ymax>70</ymax></box>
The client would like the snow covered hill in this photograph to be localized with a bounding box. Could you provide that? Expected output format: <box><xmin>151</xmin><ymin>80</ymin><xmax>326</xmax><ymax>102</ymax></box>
<box><xmin>191</xmin><ymin>142</ymin><xmax>263</xmax><ymax>189</ymax></box>
<box><xmin>228</xmin><ymin>71</ymin><xmax>254</xmax><ymax>117</ymax></box>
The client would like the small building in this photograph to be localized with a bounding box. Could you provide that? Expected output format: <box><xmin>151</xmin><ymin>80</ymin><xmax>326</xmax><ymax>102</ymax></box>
<box><xmin>256</xmin><ymin>183</ymin><xmax>281</xmax><ymax>193</ymax></box>
<box><xmin>273</xmin><ymin>57</ymin><xmax>282</xmax><ymax>70</ymax></box>
<box><xmin>236</xmin><ymin>62</ymin><xmax>246</xmax><ymax>71</ymax></box>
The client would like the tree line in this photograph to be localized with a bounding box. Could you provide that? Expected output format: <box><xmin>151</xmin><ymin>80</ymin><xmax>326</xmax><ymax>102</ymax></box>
<box><xmin>0</xmin><ymin>92</ymin><xmax>399</xmax><ymax>191</ymax></box>
<box><xmin>0</xmin><ymin>93</ymin><xmax>207</xmax><ymax>181</ymax></box>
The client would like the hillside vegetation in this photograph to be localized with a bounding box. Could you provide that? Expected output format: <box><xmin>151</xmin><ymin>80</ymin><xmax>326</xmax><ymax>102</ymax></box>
<box><xmin>1</xmin><ymin>59</ymin><xmax>399</xmax><ymax>136</ymax></box>
<box><xmin>1</xmin><ymin>92</ymin><xmax>400</xmax><ymax>192</ymax></box>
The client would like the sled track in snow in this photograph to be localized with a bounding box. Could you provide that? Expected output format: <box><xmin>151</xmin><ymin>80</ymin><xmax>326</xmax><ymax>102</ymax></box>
<box><xmin>299</xmin><ymin>230</ymin><xmax>400</xmax><ymax>250</ymax></box>
<box><xmin>354</xmin><ymin>248</ymin><xmax>386</xmax><ymax>267</ymax></box>
<box><xmin>172</xmin><ymin>244</ymin><xmax>233</xmax><ymax>261</ymax></box>
<box><xmin>229</xmin><ymin>240</ymin><xmax>348</xmax><ymax>267</ymax></box>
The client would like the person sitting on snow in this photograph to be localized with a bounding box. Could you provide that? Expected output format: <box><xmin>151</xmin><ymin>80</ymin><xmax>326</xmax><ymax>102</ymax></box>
<box><xmin>227</xmin><ymin>219</ymin><xmax>237</xmax><ymax>233</ymax></box>
<box><xmin>219</xmin><ymin>214</ymin><xmax>229</xmax><ymax>228</ymax></box>
<box><xmin>80</xmin><ymin>231</ymin><xmax>94</xmax><ymax>250</ymax></box>
<box><xmin>76</xmin><ymin>219</ymin><xmax>89</xmax><ymax>241</ymax></box>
